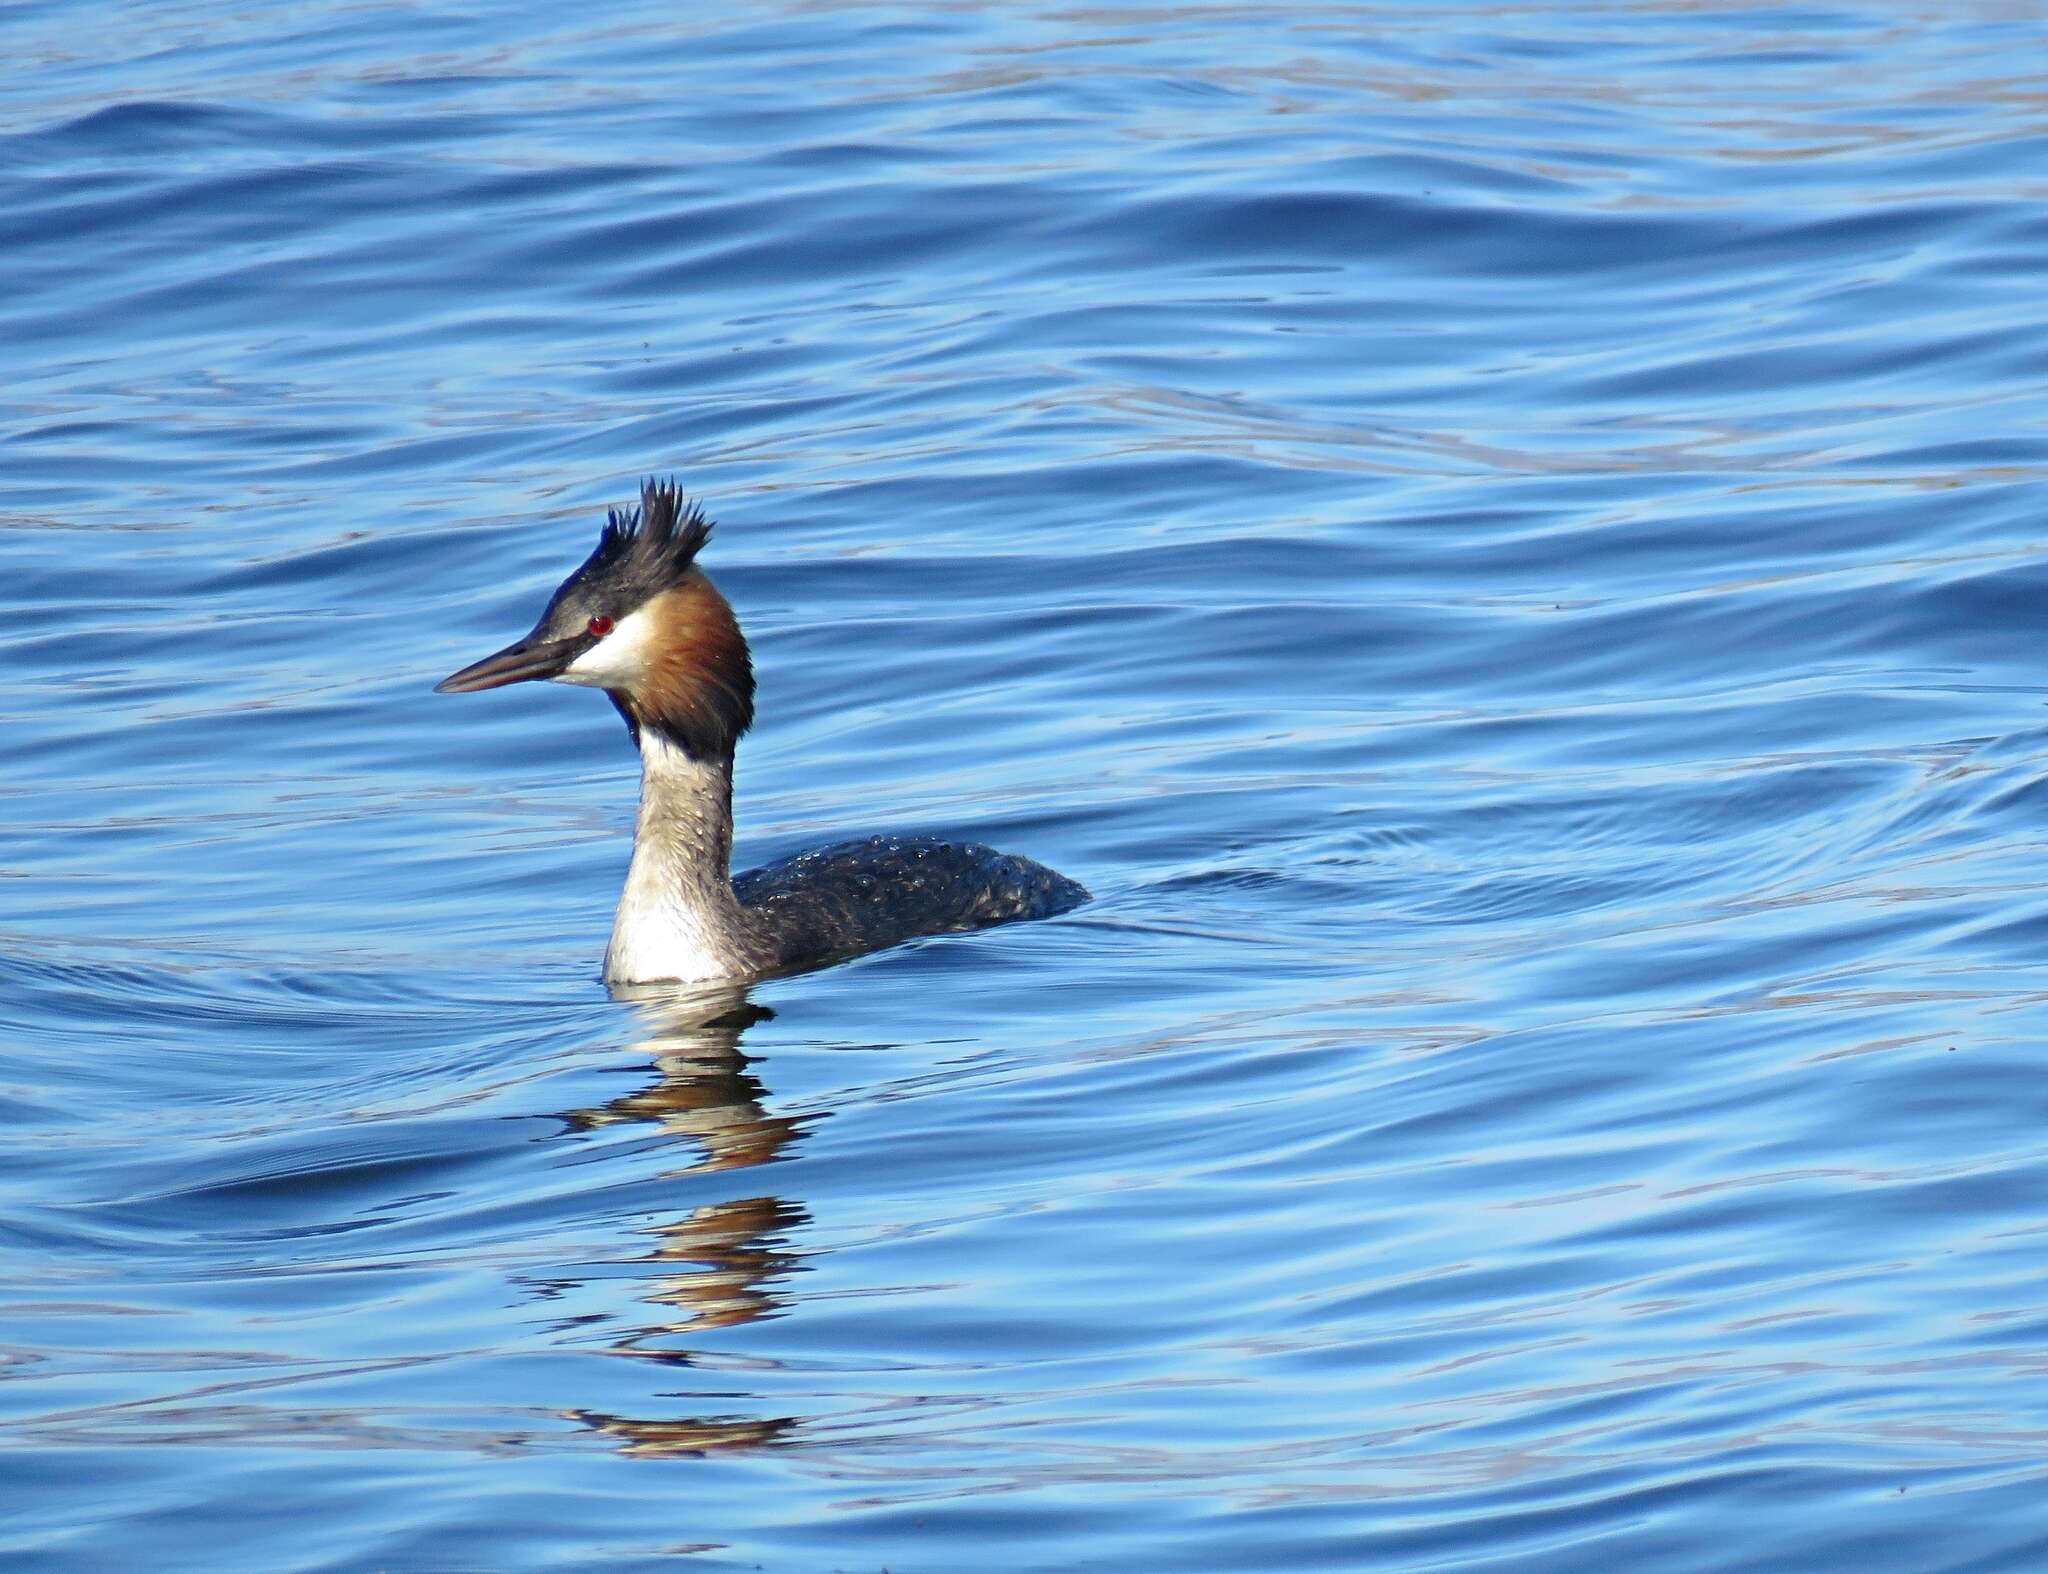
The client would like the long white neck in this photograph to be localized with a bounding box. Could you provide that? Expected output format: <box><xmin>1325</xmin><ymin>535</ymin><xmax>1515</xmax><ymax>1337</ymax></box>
<box><xmin>604</xmin><ymin>731</ymin><xmax>750</xmax><ymax>984</ymax></box>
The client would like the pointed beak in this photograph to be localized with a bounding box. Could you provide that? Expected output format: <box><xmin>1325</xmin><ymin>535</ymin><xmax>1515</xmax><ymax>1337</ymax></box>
<box><xmin>434</xmin><ymin>630</ymin><xmax>589</xmax><ymax>694</ymax></box>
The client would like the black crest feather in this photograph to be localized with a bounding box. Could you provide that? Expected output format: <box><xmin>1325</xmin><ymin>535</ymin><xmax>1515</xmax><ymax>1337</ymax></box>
<box><xmin>593</xmin><ymin>478</ymin><xmax>714</xmax><ymax>597</ymax></box>
<box><xmin>539</xmin><ymin>478</ymin><xmax>717</xmax><ymax>637</ymax></box>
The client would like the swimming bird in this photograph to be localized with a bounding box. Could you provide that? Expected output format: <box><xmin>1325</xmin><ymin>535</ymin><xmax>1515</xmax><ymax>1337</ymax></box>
<box><xmin>435</xmin><ymin>481</ymin><xmax>1087</xmax><ymax>983</ymax></box>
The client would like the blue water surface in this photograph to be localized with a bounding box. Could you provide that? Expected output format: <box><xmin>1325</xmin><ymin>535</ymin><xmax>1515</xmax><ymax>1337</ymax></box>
<box><xmin>5</xmin><ymin>2</ymin><xmax>2048</xmax><ymax>1568</ymax></box>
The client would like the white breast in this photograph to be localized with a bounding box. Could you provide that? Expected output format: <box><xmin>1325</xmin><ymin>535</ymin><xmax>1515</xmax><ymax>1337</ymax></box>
<box><xmin>601</xmin><ymin>731</ymin><xmax>748</xmax><ymax>984</ymax></box>
<box><xmin>604</xmin><ymin>881</ymin><xmax>735</xmax><ymax>983</ymax></box>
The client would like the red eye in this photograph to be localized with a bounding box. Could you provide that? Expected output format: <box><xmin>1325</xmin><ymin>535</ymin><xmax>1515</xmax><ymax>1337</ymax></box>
<box><xmin>587</xmin><ymin>615</ymin><xmax>614</xmax><ymax>637</ymax></box>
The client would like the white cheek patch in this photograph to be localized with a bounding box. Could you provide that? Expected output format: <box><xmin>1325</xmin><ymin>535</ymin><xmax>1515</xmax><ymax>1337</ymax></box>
<box><xmin>559</xmin><ymin>603</ymin><xmax>658</xmax><ymax>688</ymax></box>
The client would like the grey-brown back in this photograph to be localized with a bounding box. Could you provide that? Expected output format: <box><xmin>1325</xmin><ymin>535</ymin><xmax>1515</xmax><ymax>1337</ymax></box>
<box><xmin>733</xmin><ymin>835</ymin><xmax>1088</xmax><ymax>976</ymax></box>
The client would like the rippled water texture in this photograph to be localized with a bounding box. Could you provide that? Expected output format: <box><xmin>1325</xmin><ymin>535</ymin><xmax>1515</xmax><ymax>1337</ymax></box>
<box><xmin>6</xmin><ymin>3</ymin><xmax>2048</xmax><ymax>1567</ymax></box>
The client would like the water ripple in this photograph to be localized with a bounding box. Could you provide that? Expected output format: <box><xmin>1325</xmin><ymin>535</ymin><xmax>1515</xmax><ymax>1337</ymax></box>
<box><xmin>5</xmin><ymin>1</ymin><xmax>2048</xmax><ymax>1568</ymax></box>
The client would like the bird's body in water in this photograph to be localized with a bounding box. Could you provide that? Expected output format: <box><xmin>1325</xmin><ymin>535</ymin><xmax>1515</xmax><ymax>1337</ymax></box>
<box><xmin>436</xmin><ymin>481</ymin><xmax>1087</xmax><ymax>983</ymax></box>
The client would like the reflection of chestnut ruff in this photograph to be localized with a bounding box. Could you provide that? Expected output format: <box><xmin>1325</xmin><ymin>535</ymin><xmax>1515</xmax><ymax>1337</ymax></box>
<box><xmin>437</xmin><ymin>478</ymin><xmax>1087</xmax><ymax>983</ymax></box>
<box><xmin>565</xmin><ymin>1410</ymin><xmax>797</xmax><ymax>1460</ymax></box>
<box><xmin>639</xmin><ymin>1195</ymin><xmax>807</xmax><ymax>1335</ymax></box>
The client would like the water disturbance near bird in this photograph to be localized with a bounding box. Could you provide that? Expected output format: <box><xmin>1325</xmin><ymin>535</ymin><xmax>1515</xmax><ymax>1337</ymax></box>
<box><xmin>5</xmin><ymin>4</ymin><xmax>2048</xmax><ymax>1569</ymax></box>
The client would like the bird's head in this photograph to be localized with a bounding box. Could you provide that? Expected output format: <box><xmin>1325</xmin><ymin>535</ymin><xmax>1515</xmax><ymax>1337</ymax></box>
<box><xmin>436</xmin><ymin>479</ymin><xmax>755</xmax><ymax>759</ymax></box>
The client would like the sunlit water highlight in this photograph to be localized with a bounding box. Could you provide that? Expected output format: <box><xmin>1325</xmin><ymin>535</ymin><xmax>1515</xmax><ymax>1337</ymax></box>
<box><xmin>5</xmin><ymin>3</ymin><xmax>2048</xmax><ymax>1567</ymax></box>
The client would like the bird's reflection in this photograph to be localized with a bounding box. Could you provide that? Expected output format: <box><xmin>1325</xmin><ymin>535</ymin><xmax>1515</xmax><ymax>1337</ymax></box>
<box><xmin>554</xmin><ymin>982</ymin><xmax>808</xmax><ymax>1455</ymax></box>
<box><xmin>561</xmin><ymin>987</ymin><xmax>808</xmax><ymax>1173</ymax></box>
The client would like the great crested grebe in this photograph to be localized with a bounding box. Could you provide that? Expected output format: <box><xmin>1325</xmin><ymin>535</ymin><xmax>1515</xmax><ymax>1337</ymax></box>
<box><xmin>435</xmin><ymin>480</ymin><xmax>1087</xmax><ymax>983</ymax></box>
